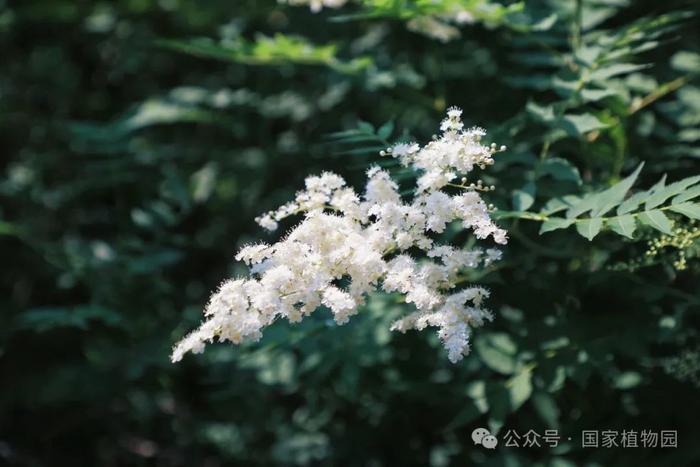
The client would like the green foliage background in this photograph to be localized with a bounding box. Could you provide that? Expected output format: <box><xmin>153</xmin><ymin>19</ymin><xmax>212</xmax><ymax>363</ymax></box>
<box><xmin>1</xmin><ymin>0</ymin><xmax>699</xmax><ymax>465</ymax></box>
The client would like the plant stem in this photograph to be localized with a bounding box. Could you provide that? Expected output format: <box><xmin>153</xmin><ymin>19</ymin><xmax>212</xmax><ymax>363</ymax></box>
<box><xmin>496</xmin><ymin>204</ymin><xmax>678</xmax><ymax>224</ymax></box>
<box><xmin>628</xmin><ymin>75</ymin><xmax>690</xmax><ymax>115</ymax></box>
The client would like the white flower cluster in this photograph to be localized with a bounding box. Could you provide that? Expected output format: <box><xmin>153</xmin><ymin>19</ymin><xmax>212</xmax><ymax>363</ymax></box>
<box><xmin>171</xmin><ymin>107</ymin><xmax>507</xmax><ymax>364</ymax></box>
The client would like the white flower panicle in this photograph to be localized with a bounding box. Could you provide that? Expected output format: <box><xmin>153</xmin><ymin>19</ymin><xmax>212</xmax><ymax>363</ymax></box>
<box><xmin>172</xmin><ymin>107</ymin><xmax>507</xmax><ymax>364</ymax></box>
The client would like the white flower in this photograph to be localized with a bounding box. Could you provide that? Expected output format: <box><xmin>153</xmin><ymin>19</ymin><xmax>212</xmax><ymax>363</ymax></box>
<box><xmin>484</xmin><ymin>248</ymin><xmax>502</xmax><ymax>265</ymax></box>
<box><xmin>417</xmin><ymin>191</ymin><xmax>453</xmax><ymax>233</ymax></box>
<box><xmin>365</xmin><ymin>166</ymin><xmax>401</xmax><ymax>205</ymax></box>
<box><xmin>322</xmin><ymin>286</ymin><xmax>357</xmax><ymax>324</ymax></box>
<box><xmin>172</xmin><ymin>107</ymin><xmax>507</xmax><ymax>364</ymax></box>
<box><xmin>447</xmin><ymin>106</ymin><xmax>462</xmax><ymax>119</ymax></box>
<box><xmin>235</xmin><ymin>243</ymin><xmax>272</xmax><ymax>265</ymax></box>
<box><xmin>256</xmin><ymin>213</ymin><xmax>278</xmax><ymax>231</ymax></box>
<box><xmin>390</xmin><ymin>142</ymin><xmax>420</xmax><ymax>166</ymax></box>
<box><xmin>453</xmin><ymin>192</ymin><xmax>508</xmax><ymax>244</ymax></box>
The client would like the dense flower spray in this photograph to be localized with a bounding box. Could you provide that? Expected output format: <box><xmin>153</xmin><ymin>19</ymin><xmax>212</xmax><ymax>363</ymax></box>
<box><xmin>172</xmin><ymin>107</ymin><xmax>507</xmax><ymax>363</ymax></box>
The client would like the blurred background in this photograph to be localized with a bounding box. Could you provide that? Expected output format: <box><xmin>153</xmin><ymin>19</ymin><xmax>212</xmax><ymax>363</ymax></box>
<box><xmin>1</xmin><ymin>0</ymin><xmax>699</xmax><ymax>465</ymax></box>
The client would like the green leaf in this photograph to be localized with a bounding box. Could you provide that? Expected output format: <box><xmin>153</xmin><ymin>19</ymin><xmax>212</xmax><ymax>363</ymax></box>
<box><xmin>0</xmin><ymin>221</ymin><xmax>19</xmax><ymax>236</ymax></box>
<box><xmin>671</xmin><ymin>51</ymin><xmax>700</xmax><ymax>73</ymax></box>
<box><xmin>589</xmin><ymin>63</ymin><xmax>649</xmax><ymax>81</ymax></box>
<box><xmin>190</xmin><ymin>163</ymin><xmax>218</xmax><ymax>203</ymax></box>
<box><xmin>512</xmin><ymin>182</ymin><xmax>536</xmax><ymax>211</ymax></box>
<box><xmin>337</xmin><ymin>145</ymin><xmax>386</xmax><ymax>156</ymax></box>
<box><xmin>576</xmin><ymin>218</ymin><xmax>603</xmax><ymax>240</ymax></box>
<box><xmin>537</xmin><ymin>158</ymin><xmax>582</xmax><ymax>185</ymax></box>
<box><xmin>508</xmin><ymin>368</ymin><xmax>533</xmax><ymax>411</ymax></box>
<box><xmin>541</xmin><ymin>196</ymin><xmax>579</xmax><ymax>216</ymax></box>
<box><xmin>377</xmin><ymin>120</ymin><xmax>394</xmax><ymax>140</ymax></box>
<box><xmin>608</xmin><ymin>215</ymin><xmax>637</xmax><ymax>238</ymax></box>
<box><xmin>580</xmin><ymin>88</ymin><xmax>620</xmax><ymax>102</ymax></box>
<box><xmin>668</xmin><ymin>202</ymin><xmax>700</xmax><ymax>220</ymax></box>
<box><xmin>530</xmin><ymin>13</ymin><xmax>558</xmax><ymax>31</ymax></box>
<box><xmin>526</xmin><ymin>101</ymin><xmax>555</xmax><ymax>122</ymax></box>
<box><xmin>613</xmin><ymin>371</ymin><xmax>642</xmax><ymax>390</ymax></box>
<box><xmin>532</xmin><ymin>391</ymin><xmax>560</xmax><ymax>428</ymax></box>
<box><xmin>357</xmin><ymin>121</ymin><xmax>374</xmax><ymax>133</ymax></box>
<box><xmin>540</xmin><ymin>218</ymin><xmax>575</xmax><ymax>234</ymax></box>
<box><xmin>617</xmin><ymin>191</ymin><xmax>649</xmax><ymax>214</ymax></box>
<box><xmin>475</xmin><ymin>333</ymin><xmax>517</xmax><ymax>375</ymax></box>
<box><xmin>568</xmin><ymin>163</ymin><xmax>644</xmax><ymax>218</ymax></box>
<box><xmin>638</xmin><ymin>210</ymin><xmax>674</xmax><ymax>234</ymax></box>
<box><xmin>616</xmin><ymin>174</ymin><xmax>665</xmax><ymax>214</ymax></box>
<box><xmin>558</xmin><ymin>113</ymin><xmax>609</xmax><ymax>136</ymax></box>
<box><xmin>575</xmin><ymin>45</ymin><xmax>602</xmax><ymax>66</ymax></box>
<box><xmin>672</xmin><ymin>185</ymin><xmax>700</xmax><ymax>204</ymax></box>
<box><xmin>158</xmin><ymin>35</ymin><xmax>371</xmax><ymax>74</ymax></box>
<box><xmin>592</xmin><ymin>163</ymin><xmax>645</xmax><ymax>216</ymax></box>
<box><xmin>645</xmin><ymin>175</ymin><xmax>700</xmax><ymax>209</ymax></box>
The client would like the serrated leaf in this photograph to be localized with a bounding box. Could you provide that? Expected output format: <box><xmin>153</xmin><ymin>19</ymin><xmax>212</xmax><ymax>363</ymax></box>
<box><xmin>540</xmin><ymin>218</ymin><xmax>575</xmax><ymax>234</ymax></box>
<box><xmin>566</xmin><ymin>193</ymin><xmax>600</xmax><ymax>218</ymax></box>
<box><xmin>638</xmin><ymin>210</ymin><xmax>674</xmax><ymax>234</ymax></box>
<box><xmin>576</xmin><ymin>218</ymin><xmax>603</xmax><ymax>240</ymax></box>
<box><xmin>568</xmin><ymin>163</ymin><xmax>644</xmax><ymax>218</ymax></box>
<box><xmin>645</xmin><ymin>175</ymin><xmax>700</xmax><ymax>209</ymax></box>
<box><xmin>593</xmin><ymin>163</ymin><xmax>645</xmax><ymax>216</ymax></box>
<box><xmin>668</xmin><ymin>203</ymin><xmax>700</xmax><ymax>220</ymax></box>
<box><xmin>618</xmin><ymin>174</ymin><xmax>666</xmax><ymax>215</ymax></box>
<box><xmin>608</xmin><ymin>215</ymin><xmax>637</xmax><ymax>238</ymax></box>
<box><xmin>541</xmin><ymin>196</ymin><xmax>579</xmax><ymax>216</ymax></box>
<box><xmin>672</xmin><ymin>185</ymin><xmax>700</xmax><ymax>204</ymax></box>
<box><xmin>617</xmin><ymin>191</ymin><xmax>648</xmax><ymax>214</ymax></box>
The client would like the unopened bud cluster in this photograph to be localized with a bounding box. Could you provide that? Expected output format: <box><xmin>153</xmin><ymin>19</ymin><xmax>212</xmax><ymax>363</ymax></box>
<box><xmin>645</xmin><ymin>223</ymin><xmax>699</xmax><ymax>271</ymax></box>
